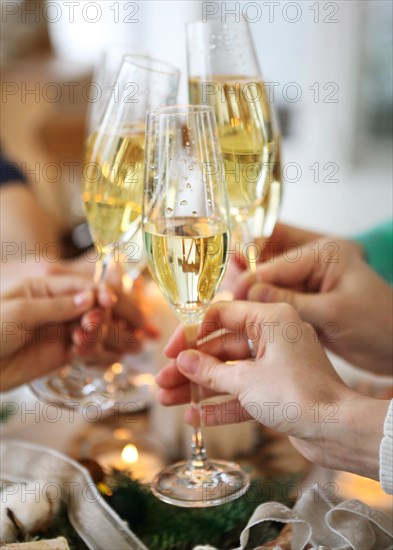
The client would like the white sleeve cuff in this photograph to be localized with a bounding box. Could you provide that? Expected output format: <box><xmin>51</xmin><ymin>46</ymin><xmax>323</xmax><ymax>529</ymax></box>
<box><xmin>379</xmin><ymin>399</ymin><xmax>393</xmax><ymax>495</ymax></box>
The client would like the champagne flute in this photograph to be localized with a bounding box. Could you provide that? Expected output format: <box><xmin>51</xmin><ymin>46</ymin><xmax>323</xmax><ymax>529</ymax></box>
<box><xmin>87</xmin><ymin>50</ymin><xmax>150</xmax><ymax>138</ymax></box>
<box><xmin>143</xmin><ymin>105</ymin><xmax>250</xmax><ymax>507</ymax></box>
<box><xmin>88</xmin><ymin>52</ymin><xmax>152</xmax><ymax>285</ymax></box>
<box><xmin>30</xmin><ymin>56</ymin><xmax>179</xmax><ymax>407</ymax></box>
<box><xmin>186</xmin><ymin>17</ymin><xmax>282</xmax><ymax>271</ymax></box>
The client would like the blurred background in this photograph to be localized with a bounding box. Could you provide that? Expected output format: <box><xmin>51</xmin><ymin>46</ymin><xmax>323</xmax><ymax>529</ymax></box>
<box><xmin>1</xmin><ymin>0</ymin><xmax>392</xmax><ymax>240</ymax></box>
<box><xmin>1</xmin><ymin>0</ymin><xmax>392</xmax><ymax>515</ymax></box>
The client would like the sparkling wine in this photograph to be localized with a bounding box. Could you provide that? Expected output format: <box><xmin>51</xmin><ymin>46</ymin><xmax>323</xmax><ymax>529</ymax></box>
<box><xmin>83</xmin><ymin>126</ymin><xmax>145</xmax><ymax>252</ymax></box>
<box><xmin>144</xmin><ymin>217</ymin><xmax>229</xmax><ymax>322</ymax></box>
<box><xmin>251</xmin><ymin>134</ymin><xmax>282</xmax><ymax>239</ymax></box>
<box><xmin>189</xmin><ymin>77</ymin><xmax>280</xmax><ymax>226</ymax></box>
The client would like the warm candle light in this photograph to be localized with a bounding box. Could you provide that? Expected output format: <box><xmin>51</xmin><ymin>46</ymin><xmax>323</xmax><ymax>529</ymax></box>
<box><xmin>103</xmin><ymin>371</ymin><xmax>114</xmax><ymax>382</ymax></box>
<box><xmin>121</xmin><ymin>444</ymin><xmax>139</xmax><ymax>465</ymax></box>
<box><xmin>112</xmin><ymin>362</ymin><xmax>123</xmax><ymax>374</ymax></box>
<box><xmin>103</xmin><ymin>363</ymin><xmax>123</xmax><ymax>383</ymax></box>
<box><xmin>97</xmin><ymin>439</ymin><xmax>164</xmax><ymax>483</ymax></box>
<box><xmin>113</xmin><ymin>428</ymin><xmax>132</xmax><ymax>441</ymax></box>
<box><xmin>132</xmin><ymin>373</ymin><xmax>156</xmax><ymax>387</ymax></box>
<box><xmin>122</xmin><ymin>273</ymin><xmax>134</xmax><ymax>292</ymax></box>
<box><xmin>334</xmin><ymin>471</ymin><xmax>393</xmax><ymax>512</ymax></box>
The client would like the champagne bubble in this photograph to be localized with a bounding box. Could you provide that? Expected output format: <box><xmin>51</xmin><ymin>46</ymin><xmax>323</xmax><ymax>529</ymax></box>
<box><xmin>192</xmin><ymin>211</ymin><xmax>197</xmax><ymax>217</ymax></box>
<box><xmin>189</xmin><ymin>164</ymin><xmax>194</xmax><ymax>170</ymax></box>
<box><xmin>186</xmin><ymin>183</ymin><xmax>192</xmax><ymax>189</ymax></box>
<box><xmin>207</xmin><ymin>199</ymin><xmax>212</xmax><ymax>206</ymax></box>
<box><xmin>149</xmin><ymin>163</ymin><xmax>155</xmax><ymax>170</ymax></box>
<box><xmin>180</xmin><ymin>200</ymin><xmax>187</xmax><ymax>206</ymax></box>
<box><xmin>166</xmin><ymin>207</ymin><xmax>173</xmax><ymax>214</ymax></box>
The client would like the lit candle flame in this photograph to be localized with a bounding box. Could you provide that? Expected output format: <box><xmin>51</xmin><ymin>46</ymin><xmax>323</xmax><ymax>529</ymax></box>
<box><xmin>121</xmin><ymin>444</ymin><xmax>139</xmax><ymax>464</ymax></box>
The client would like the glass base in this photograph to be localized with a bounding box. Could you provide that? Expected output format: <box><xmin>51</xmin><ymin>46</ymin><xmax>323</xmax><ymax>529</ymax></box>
<box><xmin>29</xmin><ymin>357</ymin><xmax>155</xmax><ymax>410</ymax></box>
<box><xmin>29</xmin><ymin>364</ymin><xmax>115</xmax><ymax>409</ymax></box>
<box><xmin>151</xmin><ymin>459</ymin><xmax>250</xmax><ymax>507</ymax></box>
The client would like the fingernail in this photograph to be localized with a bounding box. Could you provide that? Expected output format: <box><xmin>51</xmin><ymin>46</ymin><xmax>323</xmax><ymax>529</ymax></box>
<box><xmin>74</xmin><ymin>290</ymin><xmax>92</xmax><ymax>307</ymax></box>
<box><xmin>177</xmin><ymin>350</ymin><xmax>200</xmax><ymax>374</ymax></box>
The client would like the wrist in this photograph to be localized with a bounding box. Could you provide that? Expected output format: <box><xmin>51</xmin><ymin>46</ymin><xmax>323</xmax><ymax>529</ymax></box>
<box><xmin>314</xmin><ymin>390</ymin><xmax>389</xmax><ymax>480</ymax></box>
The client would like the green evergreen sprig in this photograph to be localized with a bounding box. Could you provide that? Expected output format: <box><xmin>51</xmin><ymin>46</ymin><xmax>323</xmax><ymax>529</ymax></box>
<box><xmin>39</xmin><ymin>469</ymin><xmax>298</xmax><ymax>550</ymax></box>
<box><xmin>103</xmin><ymin>470</ymin><xmax>297</xmax><ymax>550</ymax></box>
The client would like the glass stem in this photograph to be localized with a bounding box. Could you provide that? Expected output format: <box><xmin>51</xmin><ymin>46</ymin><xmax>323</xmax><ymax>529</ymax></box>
<box><xmin>240</xmin><ymin>220</ymin><xmax>257</xmax><ymax>273</ymax></box>
<box><xmin>94</xmin><ymin>252</ymin><xmax>111</xmax><ymax>285</ymax></box>
<box><xmin>184</xmin><ymin>323</ymin><xmax>209</xmax><ymax>470</ymax></box>
<box><xmin>94</xmin><ymin>252</ymin><xmax>112</xmax><ymax>344</ymax></box>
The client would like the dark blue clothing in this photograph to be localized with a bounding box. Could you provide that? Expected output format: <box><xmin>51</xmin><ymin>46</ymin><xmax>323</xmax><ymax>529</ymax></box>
<box><xmin>0</xmin><ymin>149</ymin><xmax>26</xmax><ymax>186</ymax></box>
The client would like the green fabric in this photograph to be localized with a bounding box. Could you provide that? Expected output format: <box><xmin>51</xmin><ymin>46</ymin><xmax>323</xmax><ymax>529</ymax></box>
<box><xmin>353</xmin><ymin>220</ymin><xmax>393</xmax><ymax>285</ymax></box>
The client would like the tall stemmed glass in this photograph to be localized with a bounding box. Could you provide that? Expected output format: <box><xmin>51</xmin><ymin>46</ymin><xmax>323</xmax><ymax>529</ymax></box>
<box><xmin>143</xmin><ymin>105</ymin><xmax>250</xmax><ymax>507</ymax></box>
<box><xmin>87</xmin><ymin>50</ymin><xmax>150</xmax><ymax>138</ymax></box>
<box><xmin>186</xmin><ymin>17</ymin><xmax>282</xmax><ymax>271</ymax></box>
<box><xmin>30</xmin><ymin>57</ymin><xmax>179</xmax><ymax>407</ymax></box>
<box><xmin>88</xmin><ymin>52</ymin><xmax>153</xmax><ymax>284</ymax></box>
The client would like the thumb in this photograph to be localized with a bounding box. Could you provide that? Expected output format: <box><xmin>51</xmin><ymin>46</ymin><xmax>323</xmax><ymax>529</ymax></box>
<box><xmin>177</xmin><ymin>349</ymin><xmax>245</xmax><ymax>397</ymax></box>
<box><xmin>248</xmin><ymin>282</ymin><xmax>322</xmax><ymax>325</ymax></box>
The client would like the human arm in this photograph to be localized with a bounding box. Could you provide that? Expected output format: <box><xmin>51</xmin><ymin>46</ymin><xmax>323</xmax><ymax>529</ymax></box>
<box><xmin>0</xmin><ymin>148</ymin><xmax>59</xmax><ymax>254</ymax></box>
<box><xmin>0</xmin><ymin>184</ymin><xmax>58</xmax><ymax>253</ymax></box>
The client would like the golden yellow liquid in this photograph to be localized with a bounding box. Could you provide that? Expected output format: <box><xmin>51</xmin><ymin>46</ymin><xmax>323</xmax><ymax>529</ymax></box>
<box><xmin>189</xmin><ymin>77</ymin><xmax>281</xmax><ymax>227</ymax></box>
<box><xmin>252</xmin><ymin>135</ymin><xmax>282</xmax><ymax>238</ymax></box>
<box><xmin>144</xmin><ymin>217</ymin><xmax>229</xmax><ymax>322</ymax></box>
<box><xmin>83</xmin><ymin>126</ymin><xmax>145</xmax><ymax>252</ymax></box>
